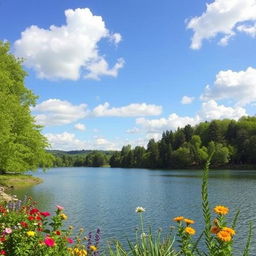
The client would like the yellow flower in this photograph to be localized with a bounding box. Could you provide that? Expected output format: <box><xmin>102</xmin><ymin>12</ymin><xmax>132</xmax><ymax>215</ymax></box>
<box><xmin>184</xmin><ymin>218</ymin><xmax>195</xmax><ymax>225</ymax></box>
<box><xmin>184</xmin><ymin>226</ymin><xmax>196</xmax><ymax>235</ymax></box>
<box><xmin>60</xmin><ymin>213</ymin><xmax>68</xmax><ymax>220</ymax></box>
<box><xmin>210</xmin><ymin>226</ymin><xmax>220</xmax><ymax>234</ymax></box>
<box><xmin>173</xmin><ymin>216</ymin><xmax>184</xmax><ymax>222</ymax></box>
<box><xmin>27</xmin><ymin>231</ymin><xmax>36</xmax><ymax>237</ymax></box>
<box><xmin>214</xmin><ymin>205</ymin><xmax>229</xmax><ymax>215</ymax></box>
<box><xmin>90</xmin><ymin>245</ymin><xmax>97</xmax><ymax>251</ymax></box>
<box><xmin>222</xmin><ymin>227</ymin><xmax>236</xmax><ymax>236</ymax></box>
<box><xmin>217</xmin><ymin>230</ymin><xmax>232</xmax><ymax>242</ymax></box>
<box><xmin>80</xmin><ymin>249</ymin><xmax>87</xmax><ymax>256</ymax></box>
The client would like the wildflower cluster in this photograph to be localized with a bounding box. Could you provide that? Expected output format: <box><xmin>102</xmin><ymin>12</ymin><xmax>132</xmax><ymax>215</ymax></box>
<box><xmin>173</xmin><ymin>216</ymin><xmax>196</xmax><ymax>255</ymax></box>
<box><xmin>0</xmin><ymin>198</ymin><xmax>100</xmax><ymax>256</ymax></box>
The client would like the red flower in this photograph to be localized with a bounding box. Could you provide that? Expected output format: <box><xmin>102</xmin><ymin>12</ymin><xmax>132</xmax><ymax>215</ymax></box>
<box><xmin>0</xmin><ymin>237</ymin><xmax>6</xmax><ymax>242</ymax></box>
<box><xmin>37</xmin><ymin>227</ymin><xmax>43</xmax><ymax>232</ymax></box>
<box><xmin>30</xmin><ymin>208</ymin><xmax>40</xmax><ymax>215</ymax></box>
<box><xmin>56</xmin><ymin>230</ymin><xmax>61</xmax><ymax>235</ymax></box>
<box><xmin>66</xmin><ymin>237</ymin><xmax>74</xmax><ymax>244</ymax></box>
<box><xmin>44</xmin><ymin>237</ymin><xmax>55</xmax><ymax>247</ymax></box>
<box><xmin>20</xmin><ymin>221</ymin><xmax>28</xmax><ymax>228</ymax></box>
<box><xmin>40</xmin><ymin>211</ymin><xmax>50</xmax><ymax>217</ymax></box>
<box><xmin>0</xmin><ymin>250</ymin><xmax>6</xmax><ymax>255</ymax></box>
<box><xmin>36</xmin><ymin>216</ymin><xmax>42</xmax><ymax>221</ymax></box>
<box><xmin>28</xmin><ymin>216</ymin><xmax>35</xmax><ymax>221</ymax></box>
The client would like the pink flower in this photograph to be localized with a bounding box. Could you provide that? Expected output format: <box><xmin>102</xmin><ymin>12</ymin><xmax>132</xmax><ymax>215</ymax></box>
<box><xmin>40</xmin><ymin>211</ymin><xmax>51</xmax><ymax>217</ymax></box>
<box><xmin>0</xmin><ymin>250</ymin><xmax>6</xmax><ymax>255</ymax></box>
<box><xmin>66</xmin><ymin>237</ymin><xmax>74</xmax><ymax>244</ymax></box>
<box><xmin>4</xmin><ymin>228</ymin><xmax>12</xmax><ymax>234</ymax></box>
<box><xmin>44</xmin><ymin>237</ymin><xmax>55</xmax><ymax>247</ymax></box>
<box><xmin>56</xmin><ymin>205</ymin><xmax>64</xmax><ymax>211</ymax></box>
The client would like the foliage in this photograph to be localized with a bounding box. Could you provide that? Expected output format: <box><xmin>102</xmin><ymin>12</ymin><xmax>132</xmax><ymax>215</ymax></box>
<box><xmin>109</xmin><ymin>117</ymin><xmax>256</xmax><ymax>169</ymax></box>
<box><xmin>0</xmin><ymin>41</ymin><xmax>53</xmax><ymax>174</ymax></box>
<box><xmin>0</xmin><ymin>198</ymin><xmax>100</xmax><ymax>255</ymax></box>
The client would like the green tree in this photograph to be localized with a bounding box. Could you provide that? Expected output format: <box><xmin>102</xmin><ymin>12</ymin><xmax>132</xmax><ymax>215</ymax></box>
<box><xmin>0</xmin><ymin>41</ymin><xmax>53</xmax><ymax>174</ymax></box>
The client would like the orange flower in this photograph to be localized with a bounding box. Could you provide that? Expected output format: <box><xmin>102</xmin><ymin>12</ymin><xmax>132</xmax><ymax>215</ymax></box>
<box><xmin>173</xmin><ymin>216</ymin><xmax>184</xmax><ymax>222</ymax></box>
<box><xmin>217</xmin><ymin>231</ymin><xmax>232</xmax><ymax>242</ymax></box>
<box><xmin>184</xmin><ymin>218</ymin><xmax>195</xmax><ymax>225</ymax></box>
<box><xmin>222</xmin><ymin>227</ymin><xmax>236</xmax><ymax>236</ymax></box>
<box><xmin>184</xmin><ymin>227</ymin><xmax>196</xmax><ymax>235</ymax></box>
<box><xmin>214</xmin><ymin>205</ymin><xmax>229</xmax><ymax>215</ymax></box>
<box><xmin>210</xmin><ymin>226</ymin><xmax>220</xmax><ymax>234</ymax></box>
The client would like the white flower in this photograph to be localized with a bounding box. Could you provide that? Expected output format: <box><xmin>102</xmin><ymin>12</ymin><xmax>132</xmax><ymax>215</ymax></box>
<box><xmin>135</xmin><ymin>207</ymin><xmax>145</xmax><ymax>213</ymax></box>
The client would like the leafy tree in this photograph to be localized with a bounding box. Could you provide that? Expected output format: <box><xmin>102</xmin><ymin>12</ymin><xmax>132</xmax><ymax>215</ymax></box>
<box><xmin>0</xmin><ymin>41</ymin><xmax>53</xmax><ymax>174</ymax></box>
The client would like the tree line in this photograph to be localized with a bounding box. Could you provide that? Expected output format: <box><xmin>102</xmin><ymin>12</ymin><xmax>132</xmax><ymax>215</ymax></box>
<box><xmin>51</xmin><ymin>151</ymin><xmax>112</xmax><ymax>167</ymax></box>
<box><xmin>109</xmin><ymin>117</ymin><xmax>256</xmax><ymax>169</ymax></box>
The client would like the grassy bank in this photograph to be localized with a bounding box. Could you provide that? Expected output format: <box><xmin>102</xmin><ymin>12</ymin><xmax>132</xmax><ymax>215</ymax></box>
<box><xmin>0</xmin><ymin>174</ymin><xmax>43</xmax><ymax>189</ymax></box>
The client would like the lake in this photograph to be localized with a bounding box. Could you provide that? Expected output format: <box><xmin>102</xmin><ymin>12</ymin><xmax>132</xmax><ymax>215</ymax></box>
<box><xmin>14</xmin><ymin>167</ymin><xmax>256</xmax><ymax>252</ymax></box>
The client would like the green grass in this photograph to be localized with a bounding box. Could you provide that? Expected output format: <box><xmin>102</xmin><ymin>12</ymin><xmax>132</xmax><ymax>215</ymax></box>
<box><xmin>0</xmin><ymin>174</ymin><xmax>43</xmax><ymax>188</ymax></box>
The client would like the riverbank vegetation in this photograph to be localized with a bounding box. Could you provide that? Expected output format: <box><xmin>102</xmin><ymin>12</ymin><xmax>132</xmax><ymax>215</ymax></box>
<box><xmin>50</xmin><ymin>117</ymin><xmax>256</xmax><ymax>170</ymax></box>
<box><xmin>110</xmin><ymin>117</ymin><xmax>256</xmax><ymax>169</ymax></box>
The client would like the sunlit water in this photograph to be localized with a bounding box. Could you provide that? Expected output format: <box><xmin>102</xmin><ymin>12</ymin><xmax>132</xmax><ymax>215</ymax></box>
<box><xmin>14</xmin><ymin>167</ymin><xmax>256</xmax><ymax>253</ymax></box>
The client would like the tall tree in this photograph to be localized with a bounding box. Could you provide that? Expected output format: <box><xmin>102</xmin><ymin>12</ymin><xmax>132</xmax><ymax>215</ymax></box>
<box><xmin>0</xmin><ymin>41</ymin><xmax>53</xmax><ymax>174</ymax></box>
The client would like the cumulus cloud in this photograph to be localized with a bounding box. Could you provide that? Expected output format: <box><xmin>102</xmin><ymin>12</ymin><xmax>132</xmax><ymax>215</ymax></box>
<box><xmin>91</xmin><ymin>102</ymin><xmax>162</xmax><ymax>117</ymax></box>
<box><xmin>199</xmin><ymin>100</ymin><xmax>247</xmax><ymax>120</ymax></box>
<box><xmin>135</xmin><ymin>100</ymin><xmax>247</xmax><ymax>134</ymax></box>
<box><xmin>136</xmin><ymin>114</ymin><xmax>201</xmax><ymax>133</ymax></box>
<box><xmin>201</xmin><ymin>67</ymin><xmax>256</xmax><ymax>106</ymax></box>
<box><xmin>45</xmin><ymin>132</ymin><xmax>119</xmax><ymax>151</ymax></box>
<box><xmin>45</xmin><ymin>132</ymin><xmax>87</xmax><ymax>151</ymax></box>
<box><xmin>14</xmin><ymin>8</ymin><xmax>123</xmax><ymax>80</ymax></box>
<box><xmin>74</xmin><ymin>123</ymin><xmax>86</xmax><ymax>131</ymax></box>
<box><xmin>181</xmin><ymin>96</ymin><xmax>195</xmax><ymax>104</ymax></box>
<box><xmin>32</xmin><ymin>99</ymin><xmax>88</xmax><ymax>126</ymax></box>
<box><xmin>187</xmin><ymin>0</ymin><xmax>256</xmax><ymax>49</ymax></box>
<box><xmin>237</xmin><ymin>23</ymin><xmax>256</xmax><ymax>37</ymax></box>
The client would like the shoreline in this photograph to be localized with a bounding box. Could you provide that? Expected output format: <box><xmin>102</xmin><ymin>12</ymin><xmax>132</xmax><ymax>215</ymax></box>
<box><xmin>0</xmin><ymin>174</ymin><xmax>43</xmax><ymax>202</ymax></box>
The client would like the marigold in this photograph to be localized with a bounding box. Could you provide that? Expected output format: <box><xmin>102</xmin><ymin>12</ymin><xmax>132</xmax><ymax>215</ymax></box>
<box><xmin>184</xmin><ymin>218</ymin><xmax>195</xmax><ymax>225</ymax></box>
<box><xmin>210</xmin><ymin>226</ymin><xmax>220</xmax><ymax>234</ymax></box>
<box><xmin>173</xmin><ymin>216</ymin><xmax>184</xmax><ymax>222</ymax></box>
<box><xmin>217</xmin><ymin>230</ymin><xmax>232</xmax><ymax>242</ymax></box>
<box><xmin>27</xmin><ymin>231</ymin><xmax>36</xmax><ymax>237</ymax></box>
<box><xmin>184</xmin><ymin>226</ymin><xmax>196</xmax><ymax>235</ymax></box>
<box><xmin>214</xmin><ymin>205</ymin><xmax>229</xmax><ymax>215</ymax></box>
<box><xmin>222</xmin><ymin>227</ymin><xmax>236</xmax><ymax>236</ymax></box>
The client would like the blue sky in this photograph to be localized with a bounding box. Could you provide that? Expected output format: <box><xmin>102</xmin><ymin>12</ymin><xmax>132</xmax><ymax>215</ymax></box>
<box><xmin>1</xmin><ymin>0</ymin><xmax>256</xmax><ymax>150</ymax></box>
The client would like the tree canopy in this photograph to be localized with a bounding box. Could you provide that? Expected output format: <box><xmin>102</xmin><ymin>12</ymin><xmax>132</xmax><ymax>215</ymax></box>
<box><xmin>0</xmin><ymin>41</ymin><xmax>53</xmax><ymax>174</ymax></box>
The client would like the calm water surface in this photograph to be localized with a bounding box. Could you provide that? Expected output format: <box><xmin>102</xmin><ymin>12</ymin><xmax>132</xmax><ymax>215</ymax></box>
<box><xmin>15</xmin><ymin>167</ymin><xmax>256</xmax><ymax>251</ymax></box>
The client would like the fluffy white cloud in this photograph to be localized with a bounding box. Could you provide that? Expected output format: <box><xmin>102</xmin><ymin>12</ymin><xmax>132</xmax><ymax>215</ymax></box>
<box><xmin>45</xmin><ymin>132</ymin><xmax>119</xmax><ymax>150</ymax></box>
<box><xmin>136</xmin><ymin>114</ymin><xmax>200</xmax><ymax>133</ymax></box>
<box><xmin>187</xmin><ymin>0</ymin><xmax>256</xmax><ymax>49</ymax></box>
<box><xmin>74</xmin><ymin>123</ymin><xmax>86</xmax><ymax>131</ymax></box>
<box><xmin>126</xmin><ymin>127</ymin><xmax>141</xmax><ymax>134</ymax></box>
<box><xmin>14</xmin><ymin>8</ymin><xmax>123</xmax><ymax>80</ymax></box>
<box><xmin>201</xmin><ymin>67</ymin><xmax>256</xmax><ymax>106</ymax></box>
<box><xmin>91</xmin><ymin>102</ymin><xmax>162</xmax><ymax>117</ymax></box>
<box><xmin>45</xmin><ymin>132</ymin><xmax>87</xmax><ymax>151</ymax></box>
<box><xmin>135</xmin><ymin>100</ymin><xmax>246</xmax><ymax>134</ymax></box>
<box><xmin>32</xmin><ymin>99</ymin><xmax>88</xmax><ymax>126</ymax></box>
<box><xmin>237</xmin><ymin>23</ymin><xmax>256</xmax><ymax>37</ymax></box>
<box><xmin>181</xmin><ymin>96</ymin><xmax>195</xmax><ymax>104</ymax></box>
<box><xmin>199</xmin><ymin>100</ymin><xmax>247</xmax><ymax>120</ymax></box>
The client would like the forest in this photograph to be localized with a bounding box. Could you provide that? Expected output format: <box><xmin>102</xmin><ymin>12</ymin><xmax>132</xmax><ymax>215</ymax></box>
<box><xmin>52</xmin><ymin>116</ymin><xmax>256</xmax><ymax>169</ymax></box>
<box><xmin>110</xmin><ymin>117</ymin><xmax>256</xmax><ymax>169</ymax></box>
